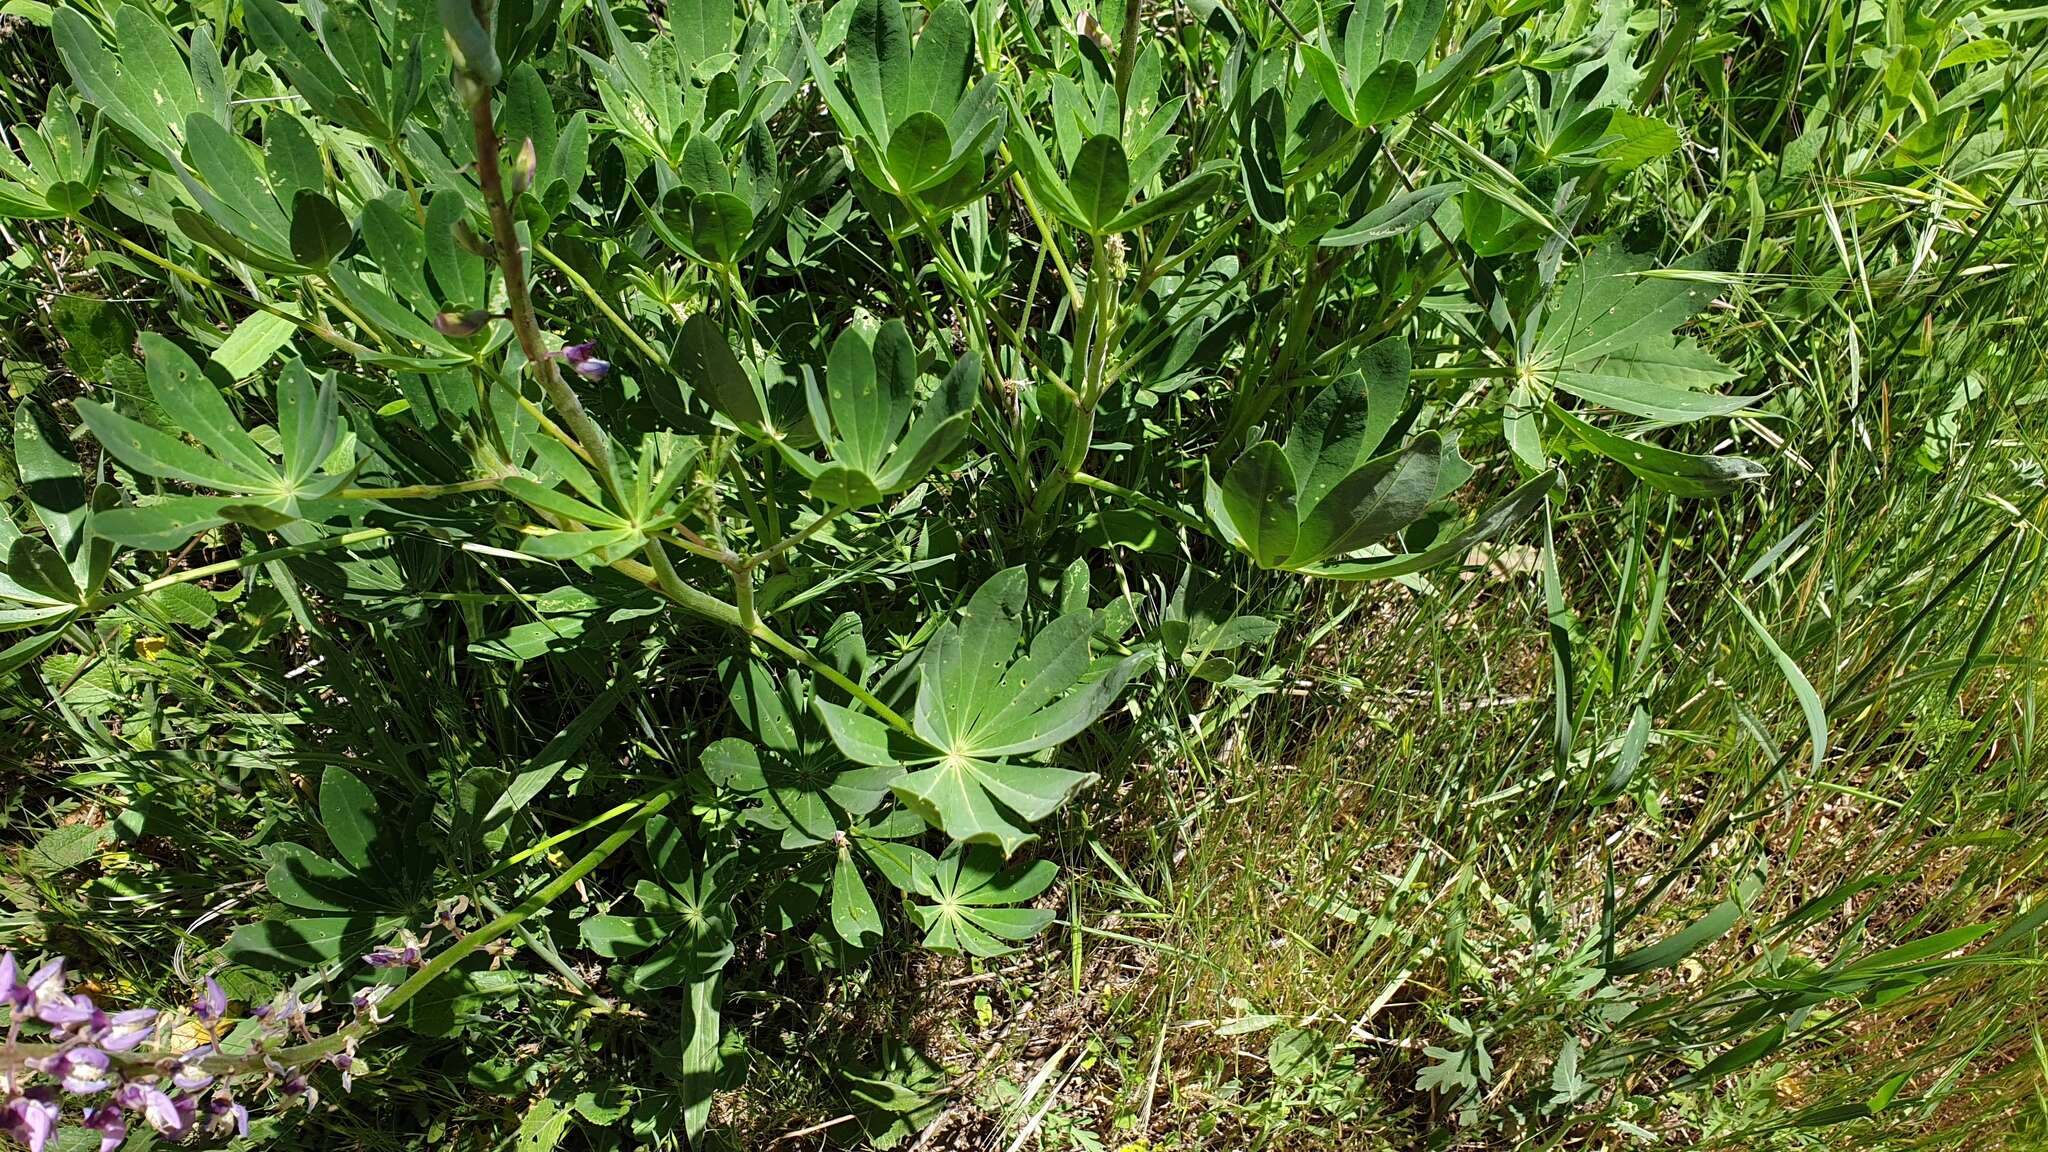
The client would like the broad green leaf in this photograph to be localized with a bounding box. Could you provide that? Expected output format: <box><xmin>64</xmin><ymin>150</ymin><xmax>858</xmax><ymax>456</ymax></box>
<box><xmin>832</xmin><ymin>850</ymin><xmax>884</xmax><ymax>945</ymax></box>
<box><xmin>1304</xmin><ymin>469</ymin><xmax>1556</xmax><ymax>581</ymax></box>
<box><xmin>1321</xmin><ymin>181</ymin><xmax>1459</xmax><ymax>247</ymax></box>
<box><xmin>1549</xmin><ymin>371</ymin><xmax>1756</xmax><ymax>423</ymax></box>
<box><xmin>319</xmin><ymin>765</ymin><xmax>380</xmax><ymax>872</ymax></box>
<box><xmin>907</xmin><ymin>0</ymin><xmax>970</xmax><ymax>117</ymax></box>
<box><xmin>845</xmin><ymin>0</ymin><xmax>909</xmax><ymax>135</ymax></box>
<box><xmin>262</xmin><ymin>843</ymin><xmax>380</xmax><ymax>912</ymax></box>
<box><xmin>91</xmin><ymin>497</ymin><xmax>231</xmax><ymax>550</ymax></box>
<box><xmin>1068</xmin><ymin>134</ymin><xmax>1130</xmax><ymax>231</ymax></box>
<box><xmin>1241</xmin><ymin>88</ymin><xmax>1287</xmax><ymax>227</ymax></box>
<box><xmin>224</xmin><ymin>915</ymin><xmax>391</xmax><ymax>968</ymax></box>
<box><xmin>579</xmin><ymin>914</ymin><xmax>666</xmax><ymax>958</ymax></box>
<box><xmin>211</xmin><ymin>311</ymin><xmax>297</xmax><ymax>379</ymax></box>
<box><xmin>1212</xmin><ymin>441</ymin><xmax>1299</xmax><ymax>569</ymax></box>
<box><xmin>1291</xmin><ymin>432</ymin><xmax>1451</xmax><ymax>567</ymax></box>
<box><xmin>13</xmin><ymin>402</ymin><xmax>87</xmax><ymax>557</ymax></box>
<box><xmin>1283</xmin><ymin>335</ymin><xmax>1409</xmax><ymax>508</ymax></box>
<box><xmin>885</xmin><ymin>111</ymin><xmax>953</xmax><ymax>192</ymax></box>
<box><xmin>1537</xmin><ymin>241</ymin><xmax>1737</xmax><ymax>367</ymax></box>
<box><xmin>76</xmin><ymin>400</ymin><xmax>272</xmax><ymax>492</ymax></box>
<box><xmin>276</xmin><ymin>360</ymin><xmax>341</xmax><ymax>488</ymax></box>
<box><xmin>676</xmin><ymin>313</ymin><xmax>762</xmax><ymax>428</ymax></box>
<box><xmin>141</xmin><ymin>333</ymin><xmax>272</xmax><ymax>476</ymax></box>
<box><xmin>1103</xmin><ymin>165</ymin><xmax>1227</xmax><ymax>233</ymax></box>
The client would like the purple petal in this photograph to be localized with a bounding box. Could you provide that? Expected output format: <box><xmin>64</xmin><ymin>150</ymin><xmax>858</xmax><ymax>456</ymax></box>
<box><xmin>82</xmin><ymin>1107</ymin><xmax>126</xmax><ymax>1152</ymax></box>
<box><xmin>199</xmin><ymin>976</ymin><xmax>227</xmax><ymax>1020</ymax></box>
<box><xmin>9</xmin><ymin>1097</ymin><xmax>58</xmax><ymax>1152</ymax></box>
<box><xmin>25</xmin><ymin>959</ymin><xmax>64</xmax><ymax>998</ymax></box>
<box><xmin>98</xmin><ymin>1007</ymin><xmax>157</xmax><ymax>1052</ymax></box>
<box><xmin>37</xmin><ymin>994</ymin><xmax>95</xmax><ymax>1026</ymax></box>
<box><xmin>0</xmin><ymin>951</ymin><xmax>18</xmax><ymax>1005</ymax></box>
<box><xmin>570</xmin><ymin>357</ymin><xmax>611</xmax><ymax>382</ymax></box>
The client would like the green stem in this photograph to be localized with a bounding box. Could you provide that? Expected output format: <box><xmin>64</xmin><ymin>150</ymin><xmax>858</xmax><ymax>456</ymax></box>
<box><xmin>72</xmin><ymin>217</ymin><xmax>380</xmax><ymax>361</ymax></box>
<box><xmin>378</xmin><ymin>785</ymin><xmax>677</xmax><ymax>1018</ymax></box>
<box><xmin>1071</xmin><ymin>471</ymin><xmax>1208</xmax><ymax>534</ymax></box>
<box><xmin>743</xmin><ymin>507</ymin><xmax>843</xmax><ymax>572</ymax></box>
<box><xmin>477</xmin><ymin>892</ymin><xmax>611</xmax><ymax>1010</ymax></box>
<box><xmin>337</xmin><ymin>478</ymin><xmax>502</xmax><ymax>501</ymax></box>
<box><xmin>90</xmin><ymin>529</ymin><xmax>390</xmax><ymax>611</ymax></box>
<box><xmin>467</xmin><ymin>86</ymin><xmax>623</xmax><ymax>504</ymax></box>
<box><xmin>749</xmin><ymin>625</ymin><xmax>915</xmax><ymax>735</ymax></box>
<box><xmin>532</xmin><ymin>239</ymin><xmax>667</xmax><ymax>368</ymax></box>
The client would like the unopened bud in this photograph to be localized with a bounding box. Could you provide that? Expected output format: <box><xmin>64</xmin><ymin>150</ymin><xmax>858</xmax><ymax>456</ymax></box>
<box><xmin>452</xmin><ymin>219</ymin><xmax>492</xmax><ymax>258</ymax></box>
<box><xmin>1074</xmin><ymin>10</ymin><xmax>1111</xmax><ymax>49</ymax></box>
<box><xmin>433</xmin><ymin>309</ymin><xmax>491</xmax><ymax>338</ymax></box>
<box><xmin>509</xmin><ymin>137</ymin><xmax>537</xmax><ymax>197</ymax></box>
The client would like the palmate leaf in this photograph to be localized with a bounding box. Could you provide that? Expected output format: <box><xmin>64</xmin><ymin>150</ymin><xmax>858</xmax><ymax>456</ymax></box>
<box><xmin>0</xmin><ymin>91</ymin><xmax>101</xmax><ymax>220</ymax></box>
<box><xmin>780</xmin><ymin>321</ymin><xmax>977</xmax><ymax>507</ymax></box>
<box><xmin>907</xmin><ymin>842</ymin><xmax>1058</xmax><ymax>956</ymax></box>
<box><xmin>702</xmin><ymin>661</ymin><xmax>899</xmax><ymax>847</ymax></box>
<box><xmin>1206</xmin><ymin>339</ymin><xmax>1501</xmax><ymax>573</ymax></box>
<box><xmin>79</xmin><ymin>338</ymin><xmax>354</xmax><ymax>548</ymax></box>
<box><xmin>52</xmin><ymin>3</ymin><xmax>229</xmax><ymax>167</ymax></box>
<box><xmin>574</xmin><ymin>817</ymin><xmax>734</xmax><ymax>1140</ymax></box>
<box><xmin>1527</xmin><ymin>241</ymin><xmax>1756</xmax><ymax>423</ymax></box>
<box><xmin>818</xmin><ymin>567</ymin><xmax>1140</xmax><ymax>855</ymax></box>
<box><xmin>809</xmin><ymin>0</ymin><xmax>1001</xmax><ymax>210</ymax></box>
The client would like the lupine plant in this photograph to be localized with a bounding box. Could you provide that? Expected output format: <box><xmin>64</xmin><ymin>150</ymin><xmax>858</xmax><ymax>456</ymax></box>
<box><xmin>0</xmin><ymin>0</ymin><xmax>1772</xmax><ymax>1141</ymax></box>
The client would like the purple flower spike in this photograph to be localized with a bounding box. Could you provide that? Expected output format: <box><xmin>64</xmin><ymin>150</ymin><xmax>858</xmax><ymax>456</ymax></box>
<box><xmin>82</xmin><ymin>1106</ymin><xmax>126</xmax><ymax>1152</ymax></box>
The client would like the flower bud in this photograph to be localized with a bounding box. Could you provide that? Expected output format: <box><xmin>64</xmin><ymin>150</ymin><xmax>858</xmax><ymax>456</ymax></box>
<box><xmin>509</xmin><ymin>137</ymin><xmax>537</xmax><ymax>198</ymax></box>
<box><xmin>433</xmin><ymin>309</ymin><xmax>491</xmax><ymax>338</ymax></box>
<box><xmin>555</xmin><ymin>340</ymin><xmax>612</xmax><ymax>382</ymax></box>
<box><xmin>1074</xmin><ymin>10</ymin><xmax>1111</xmax><ymax>49</ymax></box>
<box><xmin>452</xmin><ymin>218</ymin><xmax>493</xmax><ymax>259</ymax></box>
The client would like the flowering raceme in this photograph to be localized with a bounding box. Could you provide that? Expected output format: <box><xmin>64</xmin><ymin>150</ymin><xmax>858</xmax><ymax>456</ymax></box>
<box><xmin>0</xmin><ymin>952</ymin><xmax>365</xmax><ymax>1151</ymax></box>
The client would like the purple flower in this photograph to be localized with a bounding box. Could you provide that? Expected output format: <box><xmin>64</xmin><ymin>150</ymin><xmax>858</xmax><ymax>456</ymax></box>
<box><xmin>208</xmin><ymin>1097</ymin><xmax>250</xmax><ymax>1138</ymax></box>
<box><xmin>30</xmin><ymin>1046</ymin><xmax>111</xmax><ymax>1094</ymax></box>
<box><xmin>2</xmin><ymin>1093</ymin><xmax>59</xmax><ymax>1152</ymax></box>
<box><xmin>23</xmin><ymin>959</ymin><xmax>65</xmax><ymax>1008</ymax></box>
<box><xmin>0</xmin><ymin>952</ymin><xmax>22</xmax><ymax>1008</ymax></box>
<box><xmin>95</xmin><ymin>1007</ymin><xmax>157</xmax><ymax>1052</ymax></box>
<box><xmin>554</xmin><ymin>340</ymin><xmax>611</xmax><ymax>382</ymax></box>
<box><xmin>363</xmin><ymin>930</ymin><xmax>428</xmax><ymax>969</ymax></box>
<box><xmin>115</xmin><ymin>1082</ymin><xmax>187</xmax><ymax>1135</ymax></box>
<box><xmin>36</xmin><ymin>991</ymin><xmax>96</xmax><ymax>1028</ymax></box>
<box><xmin>194</xmin><ymin>976</ymin><xmax>227</xmax><ymax>1023</ymax></box>
<box><xmin>82</xmin><ymin>1106</ymin><xmax>126</xmax><ymax>1152</ymax></box>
